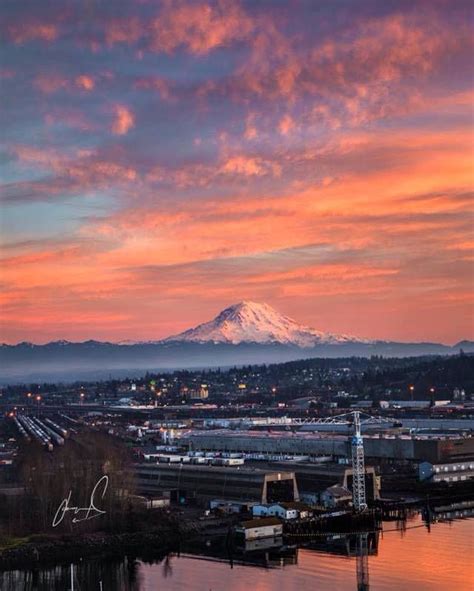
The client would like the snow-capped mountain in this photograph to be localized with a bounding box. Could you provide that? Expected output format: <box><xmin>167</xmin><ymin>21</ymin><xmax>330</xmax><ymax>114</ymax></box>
<box><xmin>164</xmin><ymin>301</ymin><xmax>367</xmax><ymax>347</ymax></box>
<box><xmin>1</xmin><ymin>303</ymin><xmax>472</xmax><ymax>382</ymax></box>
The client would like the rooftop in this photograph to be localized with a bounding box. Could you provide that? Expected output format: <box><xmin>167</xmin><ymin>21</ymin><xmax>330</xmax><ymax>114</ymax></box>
<box><xmin>324</xmin><ymin>485</ymin><xmax>352</xmax><ymax>498</ymax></box>
<box><xmin>239</xmin><ymin>517</ymin><xmax>282</xmax><ymax>528</ymax></box>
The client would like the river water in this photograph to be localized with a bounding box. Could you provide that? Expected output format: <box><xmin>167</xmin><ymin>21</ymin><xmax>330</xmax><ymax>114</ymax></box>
<box><xmin>1</xmin><ymin>513</ymin><xmax>473</xmax><ymax>590</ymax></box>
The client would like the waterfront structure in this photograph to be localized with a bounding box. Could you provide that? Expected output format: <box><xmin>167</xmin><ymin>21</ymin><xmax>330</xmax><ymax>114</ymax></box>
<box><xmin>248</xmin><ymin>461</ymin><xmax>380</xmax><ymax>504</ymax></box>
<box><xmin>135</xmin><ymin>463</ymin><xmax>299</xmax><ymax>505</ymax></box>
<box><xmin>235</xmin><ymin>517</ymin><xmax>283</xmax><ymax>541</ymax></box>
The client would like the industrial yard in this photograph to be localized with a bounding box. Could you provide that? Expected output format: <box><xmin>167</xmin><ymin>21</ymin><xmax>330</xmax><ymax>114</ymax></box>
<box><xmin>0</xmin><ymin>354</ymin><xmax>473</xmax><ymax>578</ymax></box>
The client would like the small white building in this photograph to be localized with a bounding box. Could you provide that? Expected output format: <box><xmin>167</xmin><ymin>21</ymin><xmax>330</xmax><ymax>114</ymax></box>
<box><xmin>256</xmin><ymin>502</ymin><xmax>312</xmax><ymax>520</ymax></box>
<box><xmin>268</xmin><ymin>504</ymin><xmax>297</xmax><ymax>520</ymax></box>
<box><xmin>235</xmin><ymin>517</ymin><xmax>283</xmax><ymax>540</ymax></box>
<box><xmin>129</xmin><ymin>495</ymin><xmax>170</xmax><ymax>510</ymax></box>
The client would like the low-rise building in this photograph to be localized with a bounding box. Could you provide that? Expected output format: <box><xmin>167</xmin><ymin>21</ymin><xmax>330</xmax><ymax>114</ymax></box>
<box><xmin>235</xmin><ymin>517</ymin><xmax>283</xmax><ymax>540</ymax></box>
<box><xmin>418</xmin><ymin>460</ymin><xmax>474</xmax><ymax>483</ymax></box>
<box><xmin>135</xmin><ymin>463</ymin><xmax>299</xmax><ymax>505</ymax></box>
<box><xmin>252</xmin><ymin>504</ymin><xmax>270</xmax><ymax>517</ymax></box>
<box><xmin>128</xmin><ymin>495</ymin><xmax>171</xmax><ymax>509</ymax></box>
<box><xmin>320</xmin><ymin>485</ymin><xmax>352</xmax><ymax>509</ymax></box>
<box><xmin>267</xmin><ymin>503</ymin><xmax>299</xmax><ymax>520</ymax></box>
<box><xmin>252</xmin><ymin>501</ymin><xmax>313</xmax><ymax>520</ymax></box>
<box><xmin>210</xmin><ymin>499</ymin><xmax>259</xmax><ymax>513</ymax></box>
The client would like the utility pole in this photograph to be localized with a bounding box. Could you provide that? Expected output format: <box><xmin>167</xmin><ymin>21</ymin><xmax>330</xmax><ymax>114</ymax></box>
<box><xmin>351</xmin><ymin>411</ymin><xmax>367</xmax><ymax>512</ymax></box>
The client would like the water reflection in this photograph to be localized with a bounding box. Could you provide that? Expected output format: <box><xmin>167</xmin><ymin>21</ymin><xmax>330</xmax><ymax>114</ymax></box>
<box><xmin>0</xmin><ymin>556</ymin><xmax>145</xmax><ymax>591</ymax></box>
<box><xmin>1</xmin><ymin>509</ymin><xmax>473</xmax><ymax>591</ymax></box>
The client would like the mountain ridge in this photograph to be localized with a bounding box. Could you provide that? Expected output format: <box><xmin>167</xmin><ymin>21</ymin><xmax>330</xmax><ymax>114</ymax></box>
<box><xmin>164</xmin><ymin>301</ymin><xmax>368</xmax><ymax>347</ymax></box>
<box><xmin>1</xmin><ymin>300</ymin><xmax>472</xmax><ymax>383</ymax></box>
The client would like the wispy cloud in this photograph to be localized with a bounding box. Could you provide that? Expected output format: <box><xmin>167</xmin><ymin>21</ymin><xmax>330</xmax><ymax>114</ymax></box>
<box><xmin>1</xmin><ymin>0</ymin><xmax>472</xmax><ymax>343</ymax></box>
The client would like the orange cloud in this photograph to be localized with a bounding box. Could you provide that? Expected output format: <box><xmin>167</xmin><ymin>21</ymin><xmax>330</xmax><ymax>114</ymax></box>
<box><xmin>221</xmin><ymin>155</ymin><xmax>272</xmax><ymax>177</ymax></box>
<box><xmin>111</xmin><ymin>105</ymin><xmax>135</xmax><ymax>135</ymax></box>
<box><xmin>75</xmin><ymin>75</ymin><xmax>95</xmax><ymax>91</ymax></box>
<box><xmin>278</xmin><ymin>114</ymin><xmax>295</xmax><ymax>135</ymax></box>
<box><xmin>1</xmin><ymin>4</ymin><xmax>473</xmax><ymax>345</ymax></box>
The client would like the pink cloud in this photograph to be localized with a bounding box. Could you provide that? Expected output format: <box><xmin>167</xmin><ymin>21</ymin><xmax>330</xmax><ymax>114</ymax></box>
<box><xmin>111</xmin><ymin>105</ymin><xmax>135</xmax><ymax>135</ymax></box>
<box><xmin>34</xmin><ymin>73</ymin><xmax>68</xmax><ymax>94</ymax></box>
<box><xmin>75</xmin><ymin>75</ymin><xmax>95</xmax><ymax>91</ymax></box>
<box><xmin>104</xmin><ymin>17</ymin><xmax>142</xmax><ymax>46</ymax></box>
<box><xmin>133</xmin><ymin>77</ymin><xmax>173</xmax><ymax>101</ymax></box>
<box><xmin>278</xmin><ymin>114</ymin><xmax>295</xmax><ymax>135</ymax></box>
<box><xmin>8</xmin><ymin>22</ymin><xmax>58</xmax><ymax>44</ymax></box>
<box><xmin>148</xmin><ymin>0</ymin><xmax>254</xmax><ymax>54</ymax></box>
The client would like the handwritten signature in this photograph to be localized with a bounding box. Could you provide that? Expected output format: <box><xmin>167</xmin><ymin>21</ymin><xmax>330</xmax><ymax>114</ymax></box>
<box><xmin>52</xmin><ymin>475</ymin><xmax>108</xmax><ymax>527</ymax></box>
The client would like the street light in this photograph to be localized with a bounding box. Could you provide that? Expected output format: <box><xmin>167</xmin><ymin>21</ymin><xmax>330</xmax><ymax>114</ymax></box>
<box><xmin>429</xmin><ymin>387</ymin><xmax>435</xmax><ymax>404</ymax></box>
<box><xmin>409</xmin><ymin>385</ymin><xmax>414</xmax><ymax>401</ymax></box>
<box><xmin>35</xmin><ymin>395</ymin><xmax>41</xmax><ymax>417</ymax></box>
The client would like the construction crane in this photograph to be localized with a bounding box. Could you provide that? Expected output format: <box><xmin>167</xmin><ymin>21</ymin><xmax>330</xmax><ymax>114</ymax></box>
<box><xmin>294</xmin><ymin>410</ymin><xmax>396</xmax><ymax>591</ymax></box>
<box><xmin>291</xmin><ymin>410</ymin><xmax>396</xmax><ymax>511</ymax></box>
<box><xmin>351</xmin><ymin>411</ymin><xmax>367</xmax><ymax>512</ymax></box>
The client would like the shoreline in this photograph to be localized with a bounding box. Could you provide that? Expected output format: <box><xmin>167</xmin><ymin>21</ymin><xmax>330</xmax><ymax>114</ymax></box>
<box><xmin>0</xmin><ymin>513</ymin><xmax>238</xmax><ymax>572</ymax></box>
<box><xmin>2</xmin><ymin>488</ymin><xmax>473</xmax><ymax>572</ymax></box>
<box><xmin>0</xmin><ymin>529</ymin><xmax>182</xmax><ymax>572</ymax></box>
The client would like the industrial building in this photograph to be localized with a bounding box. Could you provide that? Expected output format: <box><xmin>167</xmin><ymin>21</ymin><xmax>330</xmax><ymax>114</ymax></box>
<box><xmin>135</xmin><ymin>463</ymin><xmax>299</xmax><ymax>505</ymax></box>
<box><xmin>418</xmin><ymin>460</ymin><xmax>474</xmax><ymax>483</ymax></box>
<box><xmin>245</xmin><ymin>460</ymin><xmax>380</xmax><ymax>502</ymax></box>
<box><xmin>184</xmin><ymin>430</ymin><xmax>474</xmax><ymax>464</ymax></box>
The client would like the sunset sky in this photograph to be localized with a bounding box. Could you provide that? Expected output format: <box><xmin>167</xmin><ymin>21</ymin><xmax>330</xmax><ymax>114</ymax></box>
<box><xmin>1</xmin><ymin>0</ymin><xmax>473</xmax><ymax>344</ymax></box>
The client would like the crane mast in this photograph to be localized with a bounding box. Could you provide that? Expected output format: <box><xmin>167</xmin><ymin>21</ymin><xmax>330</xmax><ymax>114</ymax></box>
<box><xmin>351</xmin><ymin>411</ymin><xmax>367</xmax><ymax>512</ymax></box>
<box><xmin>291</xmin><ymin>409</ymin><xmax>394</xmax><ymax>511</ymax></box>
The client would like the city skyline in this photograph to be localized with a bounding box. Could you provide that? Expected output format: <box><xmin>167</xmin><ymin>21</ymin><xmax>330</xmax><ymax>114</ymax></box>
<box><xmin>1</xmin><ymin>0</ymin><xmax>473</xmax><ymax>344</ymax></box>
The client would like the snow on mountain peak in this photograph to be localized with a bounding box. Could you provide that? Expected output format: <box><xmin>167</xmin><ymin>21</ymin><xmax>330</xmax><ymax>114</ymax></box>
<box><xmin>165</xmin><ymin>301</ymin><xmax>365</xmax><ymax>347</ymax></box>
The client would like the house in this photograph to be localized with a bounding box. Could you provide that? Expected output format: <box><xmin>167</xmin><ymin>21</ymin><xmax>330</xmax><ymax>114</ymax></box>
<box><xmin>235</xmin><ymin>517</ymin><xmax>283</xmax><ymax>540</ymax></box>
<box><xmin>320</xmin><ymin>485</ymin><xmax>352</xmax><ymax>509</ymax></box>
<box><xmin>267</xmin><ymin>503</ymin><xmax>298</xmax><ymax>520</ymax></box>
<box><xmin>264</xmin><ymin>501</ymin><xmax>313</xmax><ymax>520</ymax></box>
<box><xmin>252</xmin><ymin>504</ymin><xmax>271</xmax><ymax>517</ymax></box>
<box><xmin>282</xmin><ymin>501</ymin><xmax>313</xmax><ymax>519</ymax></box>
